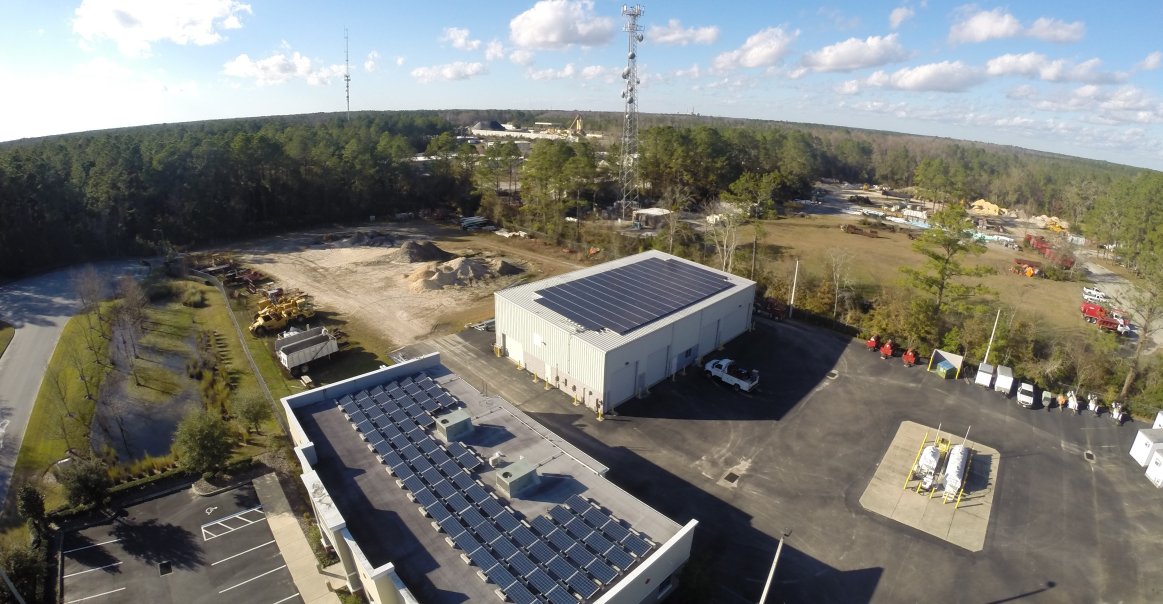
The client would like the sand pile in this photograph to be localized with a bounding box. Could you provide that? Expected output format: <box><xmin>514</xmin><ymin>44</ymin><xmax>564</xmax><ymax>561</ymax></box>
<box><xmin>326</xmin><ymin>230</ymin><xmax>394</xmax><ymax>248</ymax></box>
<box><xmin>408</xmin><ymin>256</ymin><xmax>509</xmax><ymax>292</ymax></box>
<box><xmin>495</xmin><ymin>259</ymin><xmax>524</xmax><ymax>276</ymax></box>
<box><xmin>395</xmin><ymin>240</ymin><xmax>455</xmax><ymax>262</ymax></box>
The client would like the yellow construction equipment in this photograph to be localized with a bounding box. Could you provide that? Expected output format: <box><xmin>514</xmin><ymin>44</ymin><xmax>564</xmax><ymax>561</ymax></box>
<box><xmin>250</xmin><ymin>298</ymin><xmax>316</xmax><ymax>335</ymax></box>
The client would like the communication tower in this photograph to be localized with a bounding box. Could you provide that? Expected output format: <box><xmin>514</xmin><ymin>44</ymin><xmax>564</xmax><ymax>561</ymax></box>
<box><xmin>344</xmin><ymin>28</ymin><xmax>351</xmax><ymax>120</ymax></box>
<box><xmin>618</xmin><ymin>5</ymin><xmax>644</xmax><ymax>219</ymax></box>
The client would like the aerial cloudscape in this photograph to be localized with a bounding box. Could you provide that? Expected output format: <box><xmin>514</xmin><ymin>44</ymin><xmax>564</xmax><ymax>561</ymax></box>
<box><xmin>3</xmin><ymin>1</ymin><xmax>1162</xmax><ymax>169</ymax></box>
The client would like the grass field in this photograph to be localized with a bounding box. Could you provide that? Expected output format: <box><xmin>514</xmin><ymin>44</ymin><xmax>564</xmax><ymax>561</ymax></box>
<box><xmin>0</xmin><ymin>320</ymin><xmax>13</xmax><ymax>360</ymax></box>
<box><xmin>751</xmin><ymin>214</ymin><xmax>1095</xmax><ymax>339</ymax></box>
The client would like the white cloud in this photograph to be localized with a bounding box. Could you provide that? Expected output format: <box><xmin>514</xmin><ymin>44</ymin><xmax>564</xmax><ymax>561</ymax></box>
<box><xmin>363</xmin><ymin>50</ymin><xmax>380</xmax><ymax>73</ymax></box>
<box><xmin>580</xmin><ymin>65</ymin><xmax>615</xmax><ymax>80</ymax></box>
<box><xmin>509</xmin><ymin>0</ymin><xmax>615</xmax><ymax>50</ymax></box>
<box><xmin>485</xmin><ymin>40</ymin><xmax>505</xmax><ymax>61</ymax></box>
<box><xmin>1137</xmin><ymin>51</ymin><xmax>1162</xmax><ymax>71</ymax></box>
<box><xmin>223</xmin><ymin>49</ymin><xmax>345</xmax><ymax>86</ymax></box>
<box><xmin>395</xmin><ymin>56</ymin><xmax>406</xmax><ymax>67</ymax></box>
<box><xmin>441</xmin><ymin>27</ymin><xmax>480</xmax><ymax>51</ymax></box>
<box><xmin>713</xmin><ymin>27</ymin><xmax>798</xmax><ymax>70</ymax></box>
<box><xmin>866</xmin><ymin>61</ymin><xmax>984</xmax><ymax>92</ymax></box>
<box><xmin>509</xmin><ymin>49</ymin><xmax>535</xmax><ymax>65</ymax></box>
<box><xmin>648</xmin><ymin>19</ymin><xmax>719</xmax><ymax>46</ymax></box>
<box><xmin>528</xmin><ymin>63</ymin><xmax>576</xmax><ymax>80</ymax></box>
<box><xmin>836</xmin><ymin>80</ymin><xmax>861</xmax><ymax>95</ymax></box>
<box><xmin>948</xmin><ymin>8</ymin><xmax>1021</xmax><ymax>44</ymax></box>
<box><xmin>73</xmin><ymin>0</ymin><xmax>252</xmax><ymax>57</ymax></box>
<box><xmin>673</xmin><ymin>64</ymin><xmax>703</xmax><ymax>79</ymax></box>
<box><xmin>1026</xmin><ymin>17</ymin><xmax>1085</xmax><ymax>43</ymax></box>
<box><xmin>410</xmin><ymin>61</ymin><xmax>486</xmax><ymax>83</ymax></box>
<box><xmin>1006</xmin><ymin>84</ymin><xmax>1038</xmax><ymax>100</ymax></box>
<box><xmin>889</xmin><ymin>7</ymin><xmax>914</xmax><ymax>29</ymax></box>
<box><xmin>985</xmin><ymin>52</ymin><xmax>1124</xmax><ymax>84</ymax></box>
<box><xmin>801</xmin><ymin>33</ymin><xmax>907</xmax><ymax>73</ymax></box>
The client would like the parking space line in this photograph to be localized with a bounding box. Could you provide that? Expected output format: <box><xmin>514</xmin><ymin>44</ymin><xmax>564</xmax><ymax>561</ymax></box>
<box><xmin>63</xmin><ymin>562</ymin><xmax>123</xmax><ymax>578</ymax></box>
<box><xmin>201</xmin><ymin>506</ymin><xmax>265</xmax><ymax>540</ymax></box>
<box><xmin>63</xmin><ymin>538</ymin><xmax>121</xmax><ymax>554</ymax></box>
<box><xmin>64</xmin><ymin>587</ymin><xmax>127</xmax><ymax>603</ymax></box>
<box><xmin>212</xmin><ymin>539</ymin><xmax>276</xmax><ymax>566</ymax></box>
<box><xmin>271</xmin><ymin>594</ymin><xmax>300</xmax><ymax>604</ymax></box>
<box><xmin>218</xmin><ymin>564</ymin><xmax>287</xmax><ymax>593</ymax></box>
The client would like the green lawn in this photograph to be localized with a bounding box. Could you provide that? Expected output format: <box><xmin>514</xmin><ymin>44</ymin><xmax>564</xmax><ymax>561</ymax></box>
<box><xmin>0</xmin><ymin>320</ymin><xmax>13</xmax><ymax>361</ymax></box>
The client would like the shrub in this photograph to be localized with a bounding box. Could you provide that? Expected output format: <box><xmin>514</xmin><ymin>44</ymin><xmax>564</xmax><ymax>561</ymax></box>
<box><xmin>180</xmin><ymin>286</ymin><xmax>205</xmax><ymax>308</ymax></box>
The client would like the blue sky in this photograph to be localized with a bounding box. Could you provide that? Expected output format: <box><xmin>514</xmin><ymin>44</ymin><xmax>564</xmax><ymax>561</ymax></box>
<box><xmin>3</xmin><ymin>1</ymin><xmax>1163</xmax><ymax>170</ymax></box>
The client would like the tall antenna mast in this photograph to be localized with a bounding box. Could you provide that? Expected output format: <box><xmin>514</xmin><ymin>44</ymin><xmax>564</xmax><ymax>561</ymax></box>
<box><xmin>344</xmin><ymin>28</ymin><xmax>351</xmax><ymax>121</ymax></box>
<box><xmin>618</xmin><ymin>5</ymin><xmax>643</xmax><ymax>220</ymax></box>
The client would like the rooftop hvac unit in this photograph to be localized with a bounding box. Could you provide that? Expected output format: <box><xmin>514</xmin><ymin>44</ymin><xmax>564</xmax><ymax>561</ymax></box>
<box><xmin>496</xmin><ymin>459</ymin><xmax>539</xmax><ymax>499</ymax></box>
<box><xmin>435</xmin><ymin>409</ymin><xmax>473</xmax><ymax>441</ymax></box>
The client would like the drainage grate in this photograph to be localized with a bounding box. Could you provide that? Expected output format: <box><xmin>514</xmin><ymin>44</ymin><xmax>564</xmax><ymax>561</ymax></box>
<box><xmin>723</xmin><ymin>472</ymin><xmax>740</xmax><ymax>484</ymax></box>
<box><xmin>158</xmin><ymin>561</ymin><xmax>172</xmax><ymax>576</ymax></box>
<box><xmin>1084</xmin><ymin>451</ymin><xmax>1096</xmax><ymax>463</ymax></box>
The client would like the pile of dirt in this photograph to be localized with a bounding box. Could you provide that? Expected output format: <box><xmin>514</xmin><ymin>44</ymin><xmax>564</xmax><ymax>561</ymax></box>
<box><xmin>407</xmin><ymin>256</ymin><xmax>504</xmax><ymax>292</ymax></box>
<box><xmin>325</xmin><ymin>230</ymin><xmax>394</xmax><ymax>248</ymax></box>
<box><xmin>494</xmin><ymin>259</ymin><xmax>524</xmax><ymax>276</ymax></box>
<box><xmin>395</xmin><ymin>240</ymin><xmax>455</xmax><ymax>262</ymax></box>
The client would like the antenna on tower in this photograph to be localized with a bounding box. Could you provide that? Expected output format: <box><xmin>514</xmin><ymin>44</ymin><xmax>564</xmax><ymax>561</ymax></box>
<box><xmin>618</xmin><ymin>5</ymin><xmax>643</xmax><ymax>221</ymax></box>
<box><xmin>344</xmin><ymin>28</ymin><xmax>351</xmax><ymax>121</ymax></box>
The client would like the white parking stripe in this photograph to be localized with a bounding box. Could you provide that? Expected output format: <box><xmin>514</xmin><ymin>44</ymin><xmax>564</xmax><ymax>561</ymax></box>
<box><xmin>212</xmin><ymin>539</ymin><xmax>276</xmax><ymax>566</ymax></box>
<box><xmin>218</xmin><ymin>564</ymin><xmax>287</xmax><ymax>593</ymax></box>
<box><xmin>63</xmin><ymin>562</ymin><xmax>123</xmax><ymax>578</ymax></box>
<box><xmin>64</xmin><ymin>587</ymin><xmax>127</xmax><ymax>603</ymax></box>
<box><xmin>271</xmin><ymin>594</ymin><xmax>300</xmax><ymax>604</ymax></box>
<box><xmin>63</xmin><ymin>538</ymin><xmax>121</xmax><ymax>554</ymax></box>
<box><xmin>201</xmin><ymin>506</ymin><xmax>265</xmax><ymax>540</ymax></box>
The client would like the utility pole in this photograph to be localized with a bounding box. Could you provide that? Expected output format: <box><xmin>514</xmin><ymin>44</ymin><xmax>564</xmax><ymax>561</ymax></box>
<box><xmin>618</xmin><ymin>5</ymin><xmax>644</xmax><ymax>220</ymax></box>
<box><xmin>788</xmin><ymin>259</ymin><xmax>800</xmax><ymax>319</ymax></box>
<box><xmin>983</xmin><ymin>308</ymin><xmax>1001</xmax><ymax>365</ymax></box>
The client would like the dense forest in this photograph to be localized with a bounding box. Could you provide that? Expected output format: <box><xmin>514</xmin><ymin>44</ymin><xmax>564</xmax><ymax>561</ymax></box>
<box><xmin>0</xmin><ymin>109</ymin><xmax>1150</xmax><ymax>278</ymax></box>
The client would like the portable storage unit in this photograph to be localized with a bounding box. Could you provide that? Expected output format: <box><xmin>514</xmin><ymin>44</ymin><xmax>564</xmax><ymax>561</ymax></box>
<box><xmin>975</xmin><ymin>363</ymin><xmax>996</xmax><ymax>388</ymax></box>
<box><xmin>1154</xmin><ymin>411</ymin><xmax>1163</xmax><ymax>430</ymax></box>
<box><xmin>1146</xmin><ymin>449</ymin><xmax>1163</xmax><ymax>488</ymax></box>
<box><xmin>1129</xmin><ymin>428</ymin><xmax>1163</xmax><ymax>467</ymax></box>
<box><xmin>993</xmin><ymin>365</ymin><xmax>1015</xmax><ymax>396</ymax></box>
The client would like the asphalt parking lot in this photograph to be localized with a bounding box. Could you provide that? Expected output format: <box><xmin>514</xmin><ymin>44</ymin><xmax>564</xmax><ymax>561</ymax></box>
<box><xmin>423</xmin><ymin>323</ymin><xmax>1163</xmax><ymax>603</ymax></box>
<box><xmin>62</xmin><ymin>485</ymin><xmax>301</xmax><ymax>604</ymax></box>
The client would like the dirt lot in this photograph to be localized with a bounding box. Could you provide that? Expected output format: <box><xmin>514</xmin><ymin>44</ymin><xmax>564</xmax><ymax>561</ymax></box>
<box><xmin>225</xmin><ymin>221</ymin><xmax>585</xmax><ymax>354</ymax></box>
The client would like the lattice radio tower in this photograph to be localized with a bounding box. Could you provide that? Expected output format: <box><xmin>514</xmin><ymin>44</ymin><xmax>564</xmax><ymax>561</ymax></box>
<box><xmin>618</xmin><ymin>5</ymin><xmax>644</xmax><ymax>219</ymax></box>
<box><xmin>344</xmin><ymin>28</ymin><xmax>351</xmax><ymax>121</ymax></box>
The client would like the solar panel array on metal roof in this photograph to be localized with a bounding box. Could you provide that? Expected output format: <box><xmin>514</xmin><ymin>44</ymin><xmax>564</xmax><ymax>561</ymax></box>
<box><xmin>533</xmin><ymin>256</ymin><xmax>733</xmax><ymax>334</ymax></box>
<box><xmin>330</xmin><ymin>371</ymin><xmax>659</xmax><ymax>602</ymax></box>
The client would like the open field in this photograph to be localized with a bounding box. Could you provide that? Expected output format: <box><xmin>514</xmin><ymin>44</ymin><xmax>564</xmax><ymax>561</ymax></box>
<box><xmin>0</xmin><ymin>321</ymin><xmax>12</xmax><ymax>360</ymax></box>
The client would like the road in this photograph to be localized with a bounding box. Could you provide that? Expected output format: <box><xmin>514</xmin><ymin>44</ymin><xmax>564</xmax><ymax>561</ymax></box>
<box><xmin>0</xmin><ymin>262</ymin><xmax>141</xmax><ymax>510</ymax></box>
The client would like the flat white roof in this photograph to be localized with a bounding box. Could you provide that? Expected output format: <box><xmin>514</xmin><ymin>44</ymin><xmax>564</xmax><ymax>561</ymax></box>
<box><xmin>496</xmin><ymin>250</ymin><xmax>754</xmax><ymax>352</ymax></box>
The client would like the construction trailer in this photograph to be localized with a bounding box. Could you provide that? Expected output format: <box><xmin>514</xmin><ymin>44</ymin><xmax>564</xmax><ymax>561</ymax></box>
<box><xmin>494</xmin><ymin>250</ymin><xmax>755</xmax><ymax>414</ymax></box>
<box><xmin>1146</xmin><ymin>450</ymin><xmax>1163</xmax><ymax>488</ymax></box>
<box><xmin>993</xmin><ymin>366</ymin><xmax>1015</xmax><ymax>396</ymax></box>
<box><xmin>975</xmin><ymin>363</ymin><xmax>996</xmax><ymax>388</ymax></box>
<box><xmin>1130</xmin><ymin>429</ymin><xmax>1163</xmax><ymax>467</ymax></box>
<box><xmin>275</xmin><ymin>326</ymin><xmax>339</xmax><ymax>376</ymax></box>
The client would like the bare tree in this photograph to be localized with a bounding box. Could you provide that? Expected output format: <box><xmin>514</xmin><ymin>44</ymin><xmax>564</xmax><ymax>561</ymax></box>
<box><xmin>72</xmin><ymin>265</ymin><xmax>106</xmax><ymax>325</ymax></box>
<box><xmin>117</xmin><ymin>276</ymin><xmax>148</xmax><ymax>332</ymax></box>
<box><xmin>826</xmin><ymin>248</ymin><xmax>854</xmax><ymax>319</ymax></box>
<box><xmin>661</xmin><ymin>185</ymin><xmax>693</xmax><ymax>255</ymax></box>
<box><xmin>703</xmin><ymin>200</ymin><xmax>746</xmax><ymax>273</ymax></box>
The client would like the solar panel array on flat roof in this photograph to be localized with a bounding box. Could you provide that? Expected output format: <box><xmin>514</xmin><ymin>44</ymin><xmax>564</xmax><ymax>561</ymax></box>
<box><xmin>330</xmin><ymin>370</ymin><xmax>662</xmax><ymax>602</ymax></box>
<box><xmin>533</xmin><ymin>256</ymin><xmax>733</xmax><ymax>334</ymax></box>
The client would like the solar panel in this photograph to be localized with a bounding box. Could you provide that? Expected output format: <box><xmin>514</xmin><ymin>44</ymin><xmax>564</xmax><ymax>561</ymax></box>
<box><xmin>428</xmin><ymin>501</ymin><xmax>452</xmax><ymax>523</ymax></box>
<box><xmin>491</xmin><ymin>536</ymin><xmax>519</xmax><ymax>561</ymax></box>
<box><xmin>388</xmin><ymin>408</ymin><xmax>408</xmax><ymax>424</ymax></box>
<box><xmin>399</xmin><ymin>444</ymin><xmax>421</xmax><ymax>461</ymax></box>
<box><xmin>378</xmin><ymin>399</ymin><xmax>400</xmax><ymax>414</ymax></box>
<box><xmin>432</xmin><ymin>480</ymin><xmax>456</xmax><ymax>499</ymax></box>
<box><xmin>528</xmin><ymin>540</ymin><xmax>556</xmax><ymax>564</ymax></box>
<box><xmin>564</xmin><ymin>494</ymin><xmax>589</xmax><ymax>511</ymax></box>
<box><xmin>372</xmin><ymin>440</ymin><xmax>391</xmax><ymax>456</ymax></box>
<box><xmin>543</xmin><ymin>586</ymin><xmax>576</xmax><ymax>604</ymax></box>
<box><xmin>372</xmin><ymin>392</ymin><xmax>389</xmax><ymax>405</ymax></box>
<box><xmin>446</xmin><ymin>493</ymin><xmax>471</xmax><ymax>514</ymax></box>
<box><xmin>478</xmin><ymin>497</ymin><xmax>504</xmax><ymax>519</ymax></box>
<box><xmin>369</xmin><ymin>385</ymin><xmax>384</xmax><ymax>397</ymax></box>
<box><xmin>524</xmin><ymin>567</ymin><xmax>558</xmax><ymax>596</ymax></box>
<box><xmin>534</xmin><ymin>256</ymin><xmax>733</xmax><ymax>334</ymax></box>
<box><xmin>398</xmin><ymin>418</ymin><xmax>419</xmax><ymax>433</ymax></box>
<box><xmin>392</xmin><ymin>463</ymin><xmax>414</xmax><ymax>481</ymax></box>
<box><xmin>566</xmin><ymin>571</ymin><xmax>599</xmax><ymax>599</ymax></box>
<box><xmin>468</xmin><ymin>546</ymin><xmax>499</xmax><ymax>573</ymax></box>
<box><xmin>473</xmin><ymin>521</ymin><xmax>501</xmax><ymax>545</ymax></box>
<box><xmin>600</xmin><ymin>519</ymin><xmax>630</xmax><ymax>542</ymax></box>
<box><xmin>417</xmin><ymin>438</ymin><xmax>438</xmax><ymax>455</ymax></box>
<box><xmin>507</xmin><ymin>551</ymin><xmax>537</xmax><ymax>577</ymax></box>
<box><xmin>365</xmin><ymin>430</ymin><xmax>385</xmax><ymax>447</ymax></box>
<box><xmin>420</xmin><ymin>397</ymin><xmax>441</xmax><ymax>413</ymax></box>
<box><xmin>622</xmin><ymin>533</ymin><xmax>652</xmax><ymax>557</ymax></box>
<box><xmin>339</xmin><ymin>399</ymin><xmax>358</xmax><ymax>415</ymax></box>
<box><xmin>485</xmin><ymin>564</ymin><xmax>518</xmax><ymax>590</ymax></box>
<box><xmin>404</xmin><ymin>383</ymin><xmax>422</xmax><ymax>396</ymax></box>
<box><xmin>464</xmin><ymin>484</ymin><xmax>489</xmax><ymax>506</ymax></box>
<box><xmin>546</xmin><ymin>528</ymin><xmax>576</xmax><ymax>552</ymax></box>
<box><xmin>565</xmin><ymin>542</ymin><xmax>596</xmax><ymax>568</ymax></box>
<box><xmin>348</xmin><ymin>407</ymin><xmax>367</xmax><ymax>423</ymax></box>
<box><xmin>548</xmin><ymin>506</ymin><xmax>573</xmax><ymax>526</ymax></box>
<box><xmin>452</xmin><ymin>529</ymin><xmax>480</xmax><ymax>555</ymax></box>
<box><xmin>399</xmin><ymin>376</ymin><xmax>414</xmax><ymax>387</ymax></box>
<box><xmin>582</xmin><ymin>507</ymin><xmax>609</xmax><ymax>530</ymax></box>
<box><xmin>353</xmin><ymin>419</ymin><xmax>374</xmax><ymax>435</ymax></box>
<box><xmin>415</xmin><ymin>413</ymin><xmax>435</xmax><ymax>429</ymax></box>
<box><xmin>564</xmin><ymin>517</ymin><xmax>591</xmax><ymax>540</ymax></box>
<box><xmin>529</xmin><ymin>516</ymin><xmax>556</xmax><ymax>537</ymax></box>
<box><xmin>505</xmin><ymin>583</ymin><xmax>538</xmax><ymax>604</ymax></box>
<box><xmin>429</xmin><ymin>449</ymin><xmax>452</xmax><ymax>467</ymax></box>
<box><xmin>437</xmin><ymin>515</ymin><xmax>463</xmax><ymax>537</ymax></box>
<box><xmin>447</xmin><ymin>441</ymin><xmax>469</xmax><ymax>458</ymax></box>
<box><xmin>583</xmin><ymin>532</ymin><xmax>613</xmax><ymax>556</ymax></box>
<box><xmin>545</xmin><ymin>556</ymin><xmax>576</xmax><ymax>581</ymax></box>
<box><xmin>586</xmin><ymin>558</ymin><xmax>617</xmax><ymax>585</ymax></box>
<box><xmin>382</xmin><ymin>451</ymin><xmax>405</xmax><ymax>470</ymax></box>
<box><xmin>456</xmin><ymin>450</ymin><xmax>481</xmax><ymax>471</ymax></box>
<box><xmin>387</xmin><ymin>387</ymin><xmax>405</xmax><ymax>399</ymax></box>
<box><xmin>461</xmin><ymin>507</ymin><xmax>486</xmax><ymax>530</ymax></box>
<box><xmin>509</xmin><ymin>525</ymin><xmax>538</xmax><ymax>549</ymax></box>
<box><xmin>379</xmin><ymin>423</ymin><xmax>402</xmax><ymax>440</ymax></box>
<box><xmin>402</xmin><ymin>475</ymin><xmax>425</xmax><ymax>493</ymax></box>
<box><xmin>449</xmin><ymin>470</ymin><xmax>474</xmax><ymax>491</ymax></box>
<box><xmin>412</xmin><ymin>488</ymin><xmax>438</xmax><ymax>508</ymax></box>
<box><xmin>402</xmin><ymin>401</ymin><xmax>421</xmax><ymax>417</ymax></box>
<box><xmin>603</xmin><ymin>546</ymin><xmax>633</xmax><ymax>570</ymax></box>
<box><xmin>365</xmin><ymin>411</ymin><xmax>386</xmax><ymax>429</ymax></box>
<box><xmin>420</xmin><ymin>467</ymin><xmax>442</xmax><ymax>486</ymax></box>
<box><xmin>495</xmin><ymin>510</ymin><xmax>521</xmax><ymax>533</ymax></box>
<box><xmin>389</xmin><ymin>433</ymin><xmax>409</xmax><ymax>451</ymax></box>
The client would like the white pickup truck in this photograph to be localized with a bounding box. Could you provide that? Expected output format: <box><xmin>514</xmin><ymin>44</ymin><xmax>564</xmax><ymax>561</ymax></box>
<box><xmin>704</xmin><ymin>359</ymin><xmax>760</xmax><ymax>392</ymax></box>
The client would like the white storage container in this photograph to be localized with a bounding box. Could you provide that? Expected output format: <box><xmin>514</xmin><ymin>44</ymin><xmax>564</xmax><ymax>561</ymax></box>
<box><xmin>993</xmin><ymin>365</ymin><xmax>1015</xmax><ymax>396</ymax></box>
<box><xmin>1153</xmin><ymin>411</ymin><xmax>1163</xmax><ymax>430</ymax></box>
<box><xmin>1146</xmin><ymin>449</ymin><xmax>1163</xmax><ymax>488</ymax></box>
<box><xmin>1130</xmin><ymin>428</ymin><xmax>1163</xmax><ymax>467</ymax></box>
<box><xmin>975</xmin><ymin>363</ymin><xmax>995</xmax><ymax>388</ymax></box>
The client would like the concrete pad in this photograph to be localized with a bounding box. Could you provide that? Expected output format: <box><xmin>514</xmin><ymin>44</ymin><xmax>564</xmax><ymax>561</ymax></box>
<box><xmin>253</xmin><ymin>473</ymin><xmax>341</xmax><ymax>604</ymax></box>
<box><xmin>859</xmin><ymin>421</ymin><xmax>1000</xmax><ymax>552</ymax></box>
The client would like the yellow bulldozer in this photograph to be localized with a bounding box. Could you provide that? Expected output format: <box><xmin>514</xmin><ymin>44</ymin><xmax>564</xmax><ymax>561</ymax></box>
<box><xmin>250</xmin><ymin>298</ymin><xmax>316</xmax><ymax>336</ymax></box>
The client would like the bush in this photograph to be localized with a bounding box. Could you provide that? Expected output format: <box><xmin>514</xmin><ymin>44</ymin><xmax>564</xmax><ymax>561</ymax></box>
<box><xmin>180</xmin><ymin>286</ymin><xmax>205</xmax><ymax>308</ymax></box>
<box><xmin>56</xmin><ymin>457</ymin><xmax>113</xmax><ymax>508</ymax></box>
<box><xmin>0</xmin><ymin>542</ymin><xmax>47</xmax><ymax>604</ymax></box>
<box><xmin>173</xmin><ymin>411</ymin><xmax>233</xmax><ymax>475</ymax></box>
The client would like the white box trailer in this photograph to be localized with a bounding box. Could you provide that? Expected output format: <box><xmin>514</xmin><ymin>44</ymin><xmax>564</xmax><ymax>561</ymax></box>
<box><xmin>1154</xmin><ymin>411</ymin><xmax>1163</xmax><ymax>430</ymax></box>
<box><xmin>993</xmin><ymin>365</ymin><xmax>1015</xmax><ymax>396</ymax></box>
<box><xmin>1146</xmin><ymin>449</ymin><xmax>1163</xmax><ymax>488</ymax></box>
<box><xmin>276</xmin><ymin>326</ymin><xmax>339</xmax><ymax>376</ymax></box>
<box><xmin>975</xmin><ymin>363</ymin><xmax>996</xmax><ymax>388</ymax></box>
<box><xmin>1129</xmin><ymin>428</ymin><xmax>1163</xmax><ymax>467</ymax></box>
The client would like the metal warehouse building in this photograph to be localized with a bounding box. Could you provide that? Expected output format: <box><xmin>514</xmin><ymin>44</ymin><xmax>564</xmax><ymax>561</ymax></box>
<box><xmin>494</xmin><ymin>250</ymin><xmax>755</xmax><ymax>414</ymax></box>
